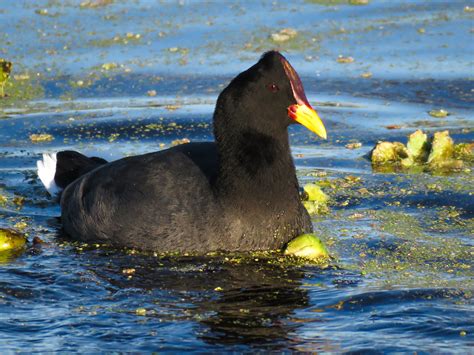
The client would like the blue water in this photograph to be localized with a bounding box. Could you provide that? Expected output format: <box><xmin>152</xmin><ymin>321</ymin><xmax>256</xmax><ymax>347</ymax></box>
<box><xmin>0</xmin><ymin>0</ymin><xmax>473</xmax><ymax>352</ymax></box>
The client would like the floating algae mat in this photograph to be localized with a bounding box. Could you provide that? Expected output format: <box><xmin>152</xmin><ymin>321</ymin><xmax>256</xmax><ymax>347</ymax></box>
<box><xmin>67</xmin><ymin>239</ymin><xmax>331</xmax><ymax>267</ymax></box>
<box><xmin>370</xmin><ymin>130</ymin><xmax>473</xmax><ymax>172</ymax></box>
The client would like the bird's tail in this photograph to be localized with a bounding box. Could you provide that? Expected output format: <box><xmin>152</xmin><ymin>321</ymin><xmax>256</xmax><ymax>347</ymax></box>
<box><xmin>37</xmin><ymin>151</ymin><xmax>107</xmax><ymax>197</ymax></box>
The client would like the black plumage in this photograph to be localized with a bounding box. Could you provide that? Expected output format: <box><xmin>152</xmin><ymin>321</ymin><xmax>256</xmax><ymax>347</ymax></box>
<box><xmin>57</xmin><ymin>51</ymin><xmax>326</xmax><ymax>253</ymax></box>
<box><xmin>55</xmin><ymin>150</ymin><xmax>107</xmax><ymax>190</ymax></box>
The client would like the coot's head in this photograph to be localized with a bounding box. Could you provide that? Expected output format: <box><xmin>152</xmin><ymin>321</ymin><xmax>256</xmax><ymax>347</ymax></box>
<box><xmin>214</xmin><ymin>51</ymin><xmax>326</xmax><ymax>140</ymax></box>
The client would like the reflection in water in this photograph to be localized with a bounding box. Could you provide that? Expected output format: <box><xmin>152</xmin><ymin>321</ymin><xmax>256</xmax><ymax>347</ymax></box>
<box><xmin>197</xmin><ymin>273</ymin><xmax>309</xmax><ymax>348</ymax></box>
<box><xmin>80</xmin><ymin>249</ymin><xmax>317</xmax><ymax>349</ymax></box>
<box><xmin>0</xmin><ymin>248</ymin><xmax>28</xmax><ymax>264</ymax></box>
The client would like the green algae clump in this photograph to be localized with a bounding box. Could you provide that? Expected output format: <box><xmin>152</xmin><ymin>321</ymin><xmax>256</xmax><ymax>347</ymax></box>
<box><xmin>0</xmin><ymin>59</ymin><xmax>12</xmax><ymax>97</ymax></box>
<box><xmin>371</xmin><ymin>141</ymin><xmax>408</xmax><ymax>165</ymax></box>
<box><xmin>370</xmin><ymin>130</ymin><xmax>471</xmax><ymax>172</ymax></box>
<box><xmin>406</xmin><ymin>130</ymin><xmax>430</xmax><ymax>162</ymax></box>
<box><xmin>428</xmin><ymin>109</ymin><xmax>449</xmax><ymax>118</ymax></box>
<box><xmin>427</xmin><ymin>131</ymin><xmax>463</xmax><ymax>170</ymax></box>
<box><xmin>30</xmin><ymin>133</ymin><xmax>54</xmax><ymax>143</ymax></box>
<box><xmin>428</xmin><ymin>131</ymin><xmax>454</xmax><ymax>163</ymax></box>
<box><xmin>454</xmin><ymin>143</ymin><xmax>474</xmax><ymax>162</ymax></box>
<box><xmin>304</xmin><ymin>183</ymin><xmax>329</xmax><ymax>203</ymax></box>
<box><xmin>302</xmin><ymin>183</ymin><xmax>329</xmax><ymax>215</ymax></box>
<box><xmin>401</xmin><ymin>129</ymin><xmax>430</xmax><ymax>168</ymax></box>
<box><xmin>0</xmin><ymin>229</ymin><xmax>27</xmax><ymax>252</ymax></box>
<box><xmin>284</xmin><ymin>234</ymin><xmax>329</xmax><ymax>262</ymax></box>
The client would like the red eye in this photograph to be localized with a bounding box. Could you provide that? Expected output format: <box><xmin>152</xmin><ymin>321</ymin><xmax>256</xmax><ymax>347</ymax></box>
<box><xmin>266</xmin><ymin>83</ymin><xmax>279</xmax><ymax>93</ymax></box>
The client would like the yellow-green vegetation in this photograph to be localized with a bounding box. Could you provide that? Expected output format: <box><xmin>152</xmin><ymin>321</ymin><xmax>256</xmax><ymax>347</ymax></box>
<box><xmin>89</xmin><ymin>33</ymin><xmax>142</xmax><ymax>47</ymax></box>
<box><xmin>302</xmin><ymin>183</ymin><xmax>329</xmax><ymax>215</ymax></box>
<box><xmin>345</xmin><ymin>142</ymin><xmax>362</xmax><ymax>149</ymax></box>
<box><xmin>0</xmin><ymin>59</ymin><xmax>12</xmax><ymax>97</ymax></box>
<box><xmin>61</xmin><ymin>238</ymin><xmax>331</xmax><ymax>268</ymax></box>
<box><xmin>406</xmin><ymin>130</ymin><xmax>430</xmax><ymax>162</ymax></box>
<box><xmin>303</xmin><ymin>165</ymin><xmax>474</xmax><ymax>288</ymax></box>
<box><xmin>270</xmin><ymin>28</ymin><xmax>298</xmax><ymax>43</ymax></box>
<box><xmin>371</xmin><ymin>141</ymin><xmax>408</xmax><ymax>164</ymax></box>
<box><xmin>284</xmin><ymin>234</ymin><xmax>330</xmax><ymax>263</ymax></box>
<box><xmin>0</xmin><ymin>229</ymin><xmax>27</xmax><ymax>252</ymax></box>
<box><xmin>135</xmin><ymin>308</ymin><xmax>147</xmax><ymax>316</ymax></box>
<box><xmin>337</xmin><ymin>55</ymin><xmax>355</xmax><ymax>64</ymax></box>
<box><xmin>30</xmin><ymin>133</ymin><xmax>54</xmax><ymax>143</ymax></box>
<box><xmin>80</xmin><ymin>0</ymin><xmax>114</xmax><ymax>9</ymax></box>
<box><xmin>454</xmin><ymin>143</ymin><xmax>474</xmax><ymax>162</ymax></box>
<box><xmin>312</xmin><ymin>199</ymin><xmax>474</xmax><ymax>289</ymax></box>
<box><xmin>428</xmin><ymin>109</ymin><xmax>449</xmax><ymax>118</ymax></box>
<box><xmin>427</xmin><ymin>131</ymin><xmax>462</xmax><ymax>170</ymax></box>
<box><xmin>370</xmin><ymin>130</ymin><xmax>473</xmax><ymax>172</ymax></box>
<box><xmin>298</xmin><ymin>173</ymin><xmax>365</xmax><ymax>211</ymax></box>
<box><xmin>0</xmin><ymin>193</ymin><xmax>7</xmax><ymax>206</ymax></box>
<box><xmin>304</xmin><ymin>183</ymin><xmax>329</xmax><ymax>203</ymax></box>
<box><xmin>356</xmin><ymin>210</ymin><xmax>473</xmax><ymax>288</ymax></box>
<box><xmin>0</xmin><ymin>75</ymin><xmax>45</xmax><ymax>107</ymax></box>
<box><xmin>245</xmin><ymin>26</ymin><xmax>320</xmax><ymax>54</ymax></box>
<box><xmin>101</xmin><ymin>62</ymin><xmax>118</xmax><ymax>71</ymax></box>
<box><xmin>306</xmin><ymin>0</ymin><xmax>369</xmax><ymax>5</ymax></box>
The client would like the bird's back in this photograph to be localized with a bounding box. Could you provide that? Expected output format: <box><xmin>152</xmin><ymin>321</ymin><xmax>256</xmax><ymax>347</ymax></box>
<box><xmin>60</xmin><ymin>143</ymin><xmax>224</xmax><ymax>252</ymax></box>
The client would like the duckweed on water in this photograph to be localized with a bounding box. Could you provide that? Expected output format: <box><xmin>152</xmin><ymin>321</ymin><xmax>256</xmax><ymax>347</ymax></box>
<box><xmin>89</xmin><ymin>33</ymin><xmax>142</xmax><ymax>47</ymax></box>
<box><xmin>336</xmin><ymin>55</ymin><xmax>355</xmax><ymax>64</ymax></box>
<box><xmin>358</xmin><ymin>238</ymin><xmax>474</xmax><ymax>289</ymax></box>
<box><xmin>306</xmin><ymin>0</ymin><xmax>369</xmax><ymax>5</ymax></box>
<box><xmin>80</xmin><ymin>0</ymin><xmax>114</xmax><ymax>9</ymax></box>
<box><xmin>0</xmin><ymin>76</ymin><xmax>45</xmax><ymax>106</ymax></box>
<box><xmin>135</xmin><ymin>308</ymin><xmax>147</xmax><ymax>316</ymax></box>
<box><xmin>322</xmin><ymin>207</ymin><xmax>474</xmax><ymax>288</ymax></box>
<box><xmin>248</xmin><ymin>27</ymin><xmax>320</xmax><ymax>53</ymax></box>
<box><xmin>270</xmin><ymin>28</ymin><xmax>298</xmax><ymax>43</ymax></box>
<box><xmin>303</xmin><ymin>163</ymin><xmax>473</xmax><ymax>288</ymax></box>
<box><xmin>58</xmin><ymin>238</ymin><xmax>331</xmax><ymax>269</ymax></box>
<box><xmin>428</xmin><ymin>109</ymin><xmax>449</xmax><ymax>118</ymax></box>
<box><xmin>455</xmin><ymin>143</ymin><xmax>474</xmax><ymax>163</ymax></box>
<box><xmin>345</xmin><ymin>142</ymin><xmax>362</xmax><ymax>149</ymax></box>
<box><xmin>30</xmin><ymin>133</ymin><xmax>54</xmax><ymax>143</ymax></box>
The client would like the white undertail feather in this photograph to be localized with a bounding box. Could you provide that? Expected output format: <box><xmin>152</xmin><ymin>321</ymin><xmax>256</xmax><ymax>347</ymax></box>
<box><xmin>37</xmin><ymin>153</ymin><xmax>61</xmax><ymax>197</ymax></box>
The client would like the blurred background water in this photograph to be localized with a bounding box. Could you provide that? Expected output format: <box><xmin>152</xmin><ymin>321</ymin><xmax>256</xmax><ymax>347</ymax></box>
<box><xmin>0</xmin><ymin>0</ymin><xmax>473</xmax><ymax>352</ymax></box>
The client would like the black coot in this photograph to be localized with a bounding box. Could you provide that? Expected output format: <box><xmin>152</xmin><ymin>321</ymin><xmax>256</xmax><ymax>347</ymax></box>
<box><xmin>39</xmin><ymin>51</ymin><xmax>327</xmax><ymax>253</ymax></box>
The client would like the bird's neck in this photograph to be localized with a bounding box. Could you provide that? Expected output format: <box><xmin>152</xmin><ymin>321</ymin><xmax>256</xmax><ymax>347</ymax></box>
<box><xmin>215</xmin><ymin>127</ymin><xmax>300</xmax><ymax>206</ymax></box>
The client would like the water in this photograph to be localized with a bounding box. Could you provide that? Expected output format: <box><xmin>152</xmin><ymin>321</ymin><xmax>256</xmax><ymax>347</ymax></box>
<box><xmin>1</xmin><ymin>0</ymin><xmax>473</xmax><ymax>352</ymax></box>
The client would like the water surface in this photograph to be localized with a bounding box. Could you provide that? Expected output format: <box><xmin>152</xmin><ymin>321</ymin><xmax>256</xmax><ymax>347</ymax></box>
<box><xmin>0</xmin><ymin>0</ymin><xmax>473</xmax><ymax>352</ymax></box>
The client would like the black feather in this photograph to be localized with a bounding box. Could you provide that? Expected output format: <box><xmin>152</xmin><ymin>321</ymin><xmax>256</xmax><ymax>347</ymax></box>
<box><xmin>58</xmin><ymin>51</ymin><xmax>313</xmax><ymax>253</ymax></box>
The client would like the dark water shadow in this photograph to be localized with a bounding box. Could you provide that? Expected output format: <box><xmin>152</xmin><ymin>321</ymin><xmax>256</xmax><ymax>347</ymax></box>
<box><xmin>65</xmin><ymin>246</ymin><xmax>326</xmax><ymax>350</ymax></box>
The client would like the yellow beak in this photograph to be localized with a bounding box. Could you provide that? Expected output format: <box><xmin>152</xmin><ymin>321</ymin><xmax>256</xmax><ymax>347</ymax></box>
<box><xmin>288</xmin><ymin>104</ymin><xmax>327</xmax><ymax>140</ymax></box>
